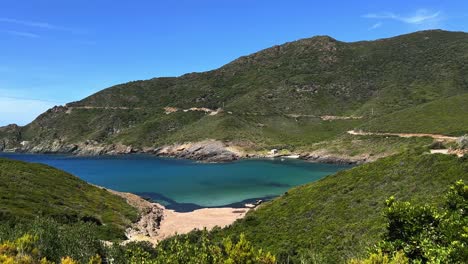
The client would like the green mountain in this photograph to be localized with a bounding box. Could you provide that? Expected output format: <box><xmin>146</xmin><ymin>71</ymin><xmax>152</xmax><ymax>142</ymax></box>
<box><xmin>1</xmin><ymin>30</ymin><xmax>467</xmax><ymax>156</ymax></box>
<box><xmin>1</xmin><ymin>29</ymin><xmax>467</xmax><ymax>263</ymax></box>
<box><xmin>0</xmin><ymin>158</ymin><xmax>138</xmax><ymax>239</ymax></box>
<box><xmin>208</xmin><ymin>152</ymin><xmax>468</xmax><ymax>263</ymax></box>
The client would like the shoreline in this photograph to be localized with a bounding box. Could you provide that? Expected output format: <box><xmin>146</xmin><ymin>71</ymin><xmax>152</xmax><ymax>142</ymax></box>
<box><xmin>108</xmin><ymin>189</ymin><xmax>250</xmax><ymax>244</ymax></box>
<box><xmin>134</xmin><ymin>191</ymin><xmax>275</xmax><ymax>213</ymax></box>
<box><xmin>0</xmin><ymin>137</ymin><xmax>371</xmax><ymax>165</ymax></box>
<box><xmin>0</xmin><ymin>146</ymin><xmax>366</xmax><ymax>165</ymax></box>
<box><xmin>0</xmin><ymin>150</ymin><xmax>365</xmax><ymax>166</ymax></box>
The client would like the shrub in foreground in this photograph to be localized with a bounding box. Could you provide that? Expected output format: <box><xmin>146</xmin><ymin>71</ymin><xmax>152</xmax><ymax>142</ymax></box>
<box><xmin>107</xmin><ymin>232</ymin><xmax>276</xmax><ymax>264</ymax></box>
<box><xmin>350</xmin><ymin>180</ymin><xmax>468</xmax><ymax>263</ymax></box>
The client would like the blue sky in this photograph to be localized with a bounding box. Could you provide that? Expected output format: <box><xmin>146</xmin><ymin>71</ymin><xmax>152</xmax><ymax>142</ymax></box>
<box><xmin>1</xmin><ymin>0</ymin><xmax>467</xmax><ymax>125</ymax></box>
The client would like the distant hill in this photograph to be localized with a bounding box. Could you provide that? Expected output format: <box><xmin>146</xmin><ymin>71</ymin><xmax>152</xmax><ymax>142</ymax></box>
<box><xmin>212</xmin><ymin>152</ymin><xmax>468</xmax><ymax>263</ymax></box>
<box><xmin>0</xmin><ymin>158</ymin><xmax>138</xmax><ymax>239</ymax></box>
<box><xmin>1</xmin><ymin>30</ymin><xmax>467</xmax><ymax>155</ymax></box>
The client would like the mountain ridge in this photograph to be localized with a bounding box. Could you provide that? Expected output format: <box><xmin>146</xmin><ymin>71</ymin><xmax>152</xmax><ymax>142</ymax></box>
<box><xmin>1</xmin><ymin>30</ymin><xmax>467</xmax><ymax>161</ymax></box>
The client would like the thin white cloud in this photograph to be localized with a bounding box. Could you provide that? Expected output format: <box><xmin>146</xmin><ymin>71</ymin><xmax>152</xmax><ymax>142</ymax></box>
<box><xmin>363</xmin><ymin>9</ymin><xmax>442</xmax><ymax>26</ymax></box>
<box><xmin>369</xmin><ymin>22</ymin><xmax>383</xmax><ymax>30</ymax></box>
<box><xmin>1</xmin><ymin>30</ymin><xmax>40</xmax><ymax>38</ymax></box>
<box><xmin>0</xmin><ymin>95</ymin><xmax>63</xmax><ymax>104</ymax></box>
<box><xmin>1</xmin><ymin>18</ymin><xmax>91</xmax><ymax>43</ymax></box>
<box><xmin>0</xmin><ymin>17</ymin><xmax>74</xmax><ymax>32</ymax></box>
<box><xmin>0</xmin><ymin>88</ymin><xmax>65</xmax><ymax>104</ymax></box>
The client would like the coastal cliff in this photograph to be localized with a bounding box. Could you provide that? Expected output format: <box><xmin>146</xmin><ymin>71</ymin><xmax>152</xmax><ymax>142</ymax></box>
<box><xmin>2</xmin><ymin>136</ymin><xmax>373</xmax><ymax>164</ymax></box>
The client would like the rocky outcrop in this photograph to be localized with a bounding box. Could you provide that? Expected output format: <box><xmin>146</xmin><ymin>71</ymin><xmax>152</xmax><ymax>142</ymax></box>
<box><xmin>155</xmin><ymin>140</ymin><xmax>240</xmax><ymax>162</ymax></box>
<box><xmin>0</xmin><ymin>124</ymin><xmax>22</xmax><ymax>151</ymax></box>
<box><xmin>107</xmin><ymin>189</ymin><xmax>165</xmax><ymax>241</ymax></box>
<box><xmin>19</xmin><ymin>140</ymin><xmax>141</xmax><ymax>156</ymax></box>
<box><xmin>0</xmin><ymin>140</ymin><xmax>5</xmax><ymax>151</ymax></box>
<box><xmin>300</xmin><ymin>153</ymin><xmax>368</xmax><ymax>165</ymax></box>
<box><xmin>126</xmin><ymin>202</ymin><xmax>164</xmax><ymax>240</ymax></box>
<box><xmin>2</xmin><ymin>133</ymin><xmax>376</xmax><ymax>165</ymax></box>
<box><xmin>9</xmin><ymin>138</ymin><xmax>239</xmax><ymax>162</ymax></box>
<box><xmin>243</xmin><ymin>150</ymin><xmax>368</xmax><ymax>165</ymax></box>
<box><xmin>296</xmin><ymin>147</ymin><xmax>395</xmax><ymax>165</ymax></box>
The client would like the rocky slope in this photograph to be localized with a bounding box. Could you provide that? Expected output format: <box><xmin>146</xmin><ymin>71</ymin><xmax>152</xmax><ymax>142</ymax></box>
<box><xmin>3</xmin><ymin>136</ymin><xmax>376</xmax><ymax>164</ymax></box>
<box><xmin>107</xmin><ymin>189</ymin><xmax>165</xmax><ymax>241</ymax></box>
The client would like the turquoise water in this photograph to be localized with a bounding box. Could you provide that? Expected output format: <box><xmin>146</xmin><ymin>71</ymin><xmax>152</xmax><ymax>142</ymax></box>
<box><xmin>0</xmin><ymin>153</ymin><xmax>350</xmax><ymax>212</ymax></box>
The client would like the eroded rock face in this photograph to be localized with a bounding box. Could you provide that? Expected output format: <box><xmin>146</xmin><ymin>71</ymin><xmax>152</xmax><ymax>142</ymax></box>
<box><xmin>2</xmin><ymin>134</ymin><xmax>372</xmax><ymax>165</ymax></box>
<box><xmin>124</xmin><ymin>202</ymin><xmax>164</xmax><ymax>240</ymax></box>
<box><xmin>10</xmin><ymin>139</ymin><xmax>241</xmax><ymax>163</ymax></box>
<box><xmin>0</xmin><ymin>124</ymin><xmax>22</xmax><ymax>151</ymax></box>
<box><xmin>18</xmin><ymin>140</ymin><xmax>136</xmax><ymax>156</ymax></box>
<box><xmin>0</xmin><ymin>140</ymin><xmax>5</xmax><ymax>151</ymax></box>
<box><xmin>156</xmin><ymin>140</ymin><xmax>239</xmax><ymax>162</ymax></box>
<box><xmin>5</xmin><ymin>136</ymin><xmax>370</xmax><ymax>165</ymax></box>
<box><xmin>300</xmin><ymin>152</ymin><xmax>368</xmax><ymax>165</ymax></box>
<box><xmin>106</xmin><ymin>189</ymin><xmax>165</xmax><ymax>242</ymax></box>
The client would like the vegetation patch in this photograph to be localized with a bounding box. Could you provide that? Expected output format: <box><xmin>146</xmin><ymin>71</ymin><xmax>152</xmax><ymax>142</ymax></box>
<box><xmin>360</xmin><ymin>94</ymin><xmax>468</xmax><ymax>136</ymax></box>
<box><xmin>210</xmin><ymin>153</ymin><xmax>468</xmax><ymax>263</ymax></box>
<box><xmin>0</xmin><ymin>158</ymin><xmax>138</xmax><ymax>240</ymax></box>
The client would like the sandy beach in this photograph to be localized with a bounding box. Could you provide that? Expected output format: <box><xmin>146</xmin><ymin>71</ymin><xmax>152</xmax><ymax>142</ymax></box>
<box><xmin>154</xmin><ymin>207</ymin><xmax>247</xmax><ymax>241</ymax></box>
<box><xmin>109</xmin><ymin>189</ymin><xmax>249</xmax><ymax>244</ymax></box>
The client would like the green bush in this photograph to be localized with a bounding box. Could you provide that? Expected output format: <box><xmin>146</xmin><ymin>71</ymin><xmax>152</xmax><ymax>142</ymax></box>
<box><xmin>355</xmin><ymin>180</ymin><xmax>468</xmax><ymax>263</ymax></box>
<box><xmin>106</xmin><ymin>231</ymin><xmax>276</xmax><ymax>264</ymax></box>
<box><xmin>458</xmin><ymin>135</ymin><xmax>468</xmax><ymax>149</ymax></box>
<box><xmin>0</xmin><ymin>218</ymin><xmax>103</xmax><ymax>263</ymax></box>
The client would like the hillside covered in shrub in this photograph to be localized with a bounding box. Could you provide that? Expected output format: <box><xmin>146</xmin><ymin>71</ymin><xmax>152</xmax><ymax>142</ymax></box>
<box><xmin>0</xmin><ymin>158</ymin><xmax>138</xmax><ymax>240</ymax></box>
<box><xmin>212</xmin><ymin>153</ymin><xmax>468</xmax><ymax>263</ymax></box>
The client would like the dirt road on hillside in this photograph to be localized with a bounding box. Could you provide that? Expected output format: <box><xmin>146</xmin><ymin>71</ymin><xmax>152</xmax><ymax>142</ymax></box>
<box><xmin>347</xmin><ymin>130</ymin><xmax>458</xmax><ymax>141</ymax></box>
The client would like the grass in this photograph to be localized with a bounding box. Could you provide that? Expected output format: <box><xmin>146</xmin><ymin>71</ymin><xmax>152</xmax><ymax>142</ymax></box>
<box><xmin>360</xmin><ymin>93</ymin><xmax>468</xmax><ymax>136</ymax></box>
<box><xmin>305</xmin><ymin>134</ymin><xmax>434</xmax><ymax>159</ymax></box>
<box><xmin>0</xmin><ymin>158</ymin><xmax>138</xmax><ymax>240</ymax></box>
<box><xmin>212</xmin><ymin>152</ymin><xmax>468</xmax><ymax>263</ymax></box>
<box><xmin>163</xmin><ymin>114</ymin><xmax>364</xmax><ymax>150</ymax></box>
